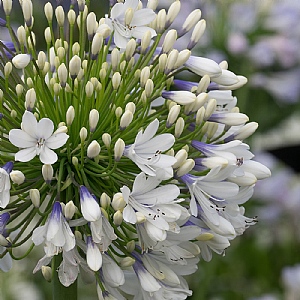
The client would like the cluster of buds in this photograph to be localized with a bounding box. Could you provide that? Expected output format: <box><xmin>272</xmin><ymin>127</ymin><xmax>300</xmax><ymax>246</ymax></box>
<box><xmin>0</xmin><ymin>0</ymin><xmax>270</xmax><ymax>298</ymax></box>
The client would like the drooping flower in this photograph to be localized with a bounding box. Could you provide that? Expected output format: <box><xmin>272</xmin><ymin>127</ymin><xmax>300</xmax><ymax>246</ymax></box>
<box><xmin>32</xmin><ymin>202</ymin><xmax>75</xmax><ymax>255</ymax></box>
<box><xmin>105</xmin><ymin>0</ymin><xmax>157</xmax><ymax>49</ymax></box>
<box><xmin>123</xmin><ymin>119</ymin><xmax>177</xmax><ymax>179</ymax></box>
<box><xmin>9</xmin><ymin>111</ymin><xmax>69</xmax><ymax>164</ymax></box>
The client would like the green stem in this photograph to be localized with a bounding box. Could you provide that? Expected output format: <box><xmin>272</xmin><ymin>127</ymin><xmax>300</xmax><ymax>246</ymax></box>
<box><xmin>52</xmin><ymin>253</ymin><xmax>78</xmax><ymax>300</ymax></box>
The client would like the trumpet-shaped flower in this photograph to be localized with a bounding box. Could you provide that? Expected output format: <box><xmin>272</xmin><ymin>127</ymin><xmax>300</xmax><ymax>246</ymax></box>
<box><xmin>123</xmin><ymin>119</ymin><xmax>176</xmax><ymax>178</ymax></box>
<box><xmin>121</xmin><ymin>172</ymin><xmax>184</xmax><ymax>242</ymax></box>
<box><xmin>32</xmin><ymin>202</ymin><xmax>75</xmax><ymax>255</ymax></box>
<box><xmin>79</xmin><ymin>186</ymin><xmax>101</xmax><ymax>222</ymax></box>
<box><xmin>9</xmin><ymin>111</ymin><xmax>69</xmax><ymax>165</ymax></box>
<box><xmin>0</xmin><ymin>162</ymin><xmax>13</xmax><ymax>208</ymax></box>
<box><xmin>106</xmin><ymin>0</ymin><xmax>156</xmax><ymax>49</ymax></box>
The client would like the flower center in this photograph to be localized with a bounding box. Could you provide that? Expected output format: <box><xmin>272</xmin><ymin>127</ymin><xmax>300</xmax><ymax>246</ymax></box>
<box><xmin>236</xmin><ymin>157</ymin><xmax>244</xmax><ymax>166</ymax></box>
<box><xmin>36</xmin><ymin>138</ymin><xmax>45</xmax><ymax>154</ymax></box>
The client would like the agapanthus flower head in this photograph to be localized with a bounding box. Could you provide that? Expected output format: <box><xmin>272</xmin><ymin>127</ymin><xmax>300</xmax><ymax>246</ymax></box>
<box><xmin>0</xmin><ymin>0</ymin><xmax>270</xmax><ymax>298</ymax></box>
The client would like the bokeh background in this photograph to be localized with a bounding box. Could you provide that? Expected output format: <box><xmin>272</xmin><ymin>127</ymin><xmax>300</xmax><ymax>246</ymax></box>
<box><xmin>1</xmin><ymin>0</ymin><xmax>300</xmax><ymax>299</ymax></box>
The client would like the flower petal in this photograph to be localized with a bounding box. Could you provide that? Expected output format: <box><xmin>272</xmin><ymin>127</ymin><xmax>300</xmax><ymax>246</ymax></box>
<box><xmin>9</xmin><ymin>129</ymin><xmax>37</xmax><ymax>148</ymax></box>
<box><xmin>131</xmin><ymin>9</ymin><xmax>156</xmax><ymax>26</ymax></box>
<box><xmin>22</xmin><ymin>111</ymin><xmax>37</xmax><ymax>137</ymax></box>
<box><xmin>39</xmin><ymin>147</ymin><xmax>58</xmax><ymax>164</ymax></box>
<box><xmin>15</xmin><ymin>147</ymin><xmax>37</xmax><ymax>162</ymax></box>
<box><xmin>37</xmin><ymin>118</ymin><xmax>54</xmax><ymax>139</ymax></box>
<box><xmin>46</xmin><ymin>133</ymin><xmax>69</xmax><ymax>149</ymax></box>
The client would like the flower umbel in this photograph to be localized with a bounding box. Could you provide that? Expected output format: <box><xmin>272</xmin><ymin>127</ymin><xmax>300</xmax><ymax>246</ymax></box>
<box><xmin>0</xmin><ymin>0</ymin><xmax>270</xmax><ymax>299</ymax></box>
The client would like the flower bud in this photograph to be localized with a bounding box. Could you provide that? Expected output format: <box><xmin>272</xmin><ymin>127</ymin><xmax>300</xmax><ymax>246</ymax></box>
<box><xmin>85</xmin><ymin>81</ymin><xmax>94</xmax><ymax>97</ymax></box>
<box><xmin>17</xmin><ymin>26</ymin><xmax>26</xmax><ymax>46</ymax></box>
<box><xmin>58</xmin><ymin>63</ymin><xmax>68</xmax><ymax>87</ymax></box>
<box><xmin>125</xmin><ymin>39</ymin><xmax>136</xmax><ymax>61</ymax></box>
<box><xmin>80</xmin><ymin>127</ymin><xmax>88</xmax><ymax>142</ymax></box>
<box><xmin>114</xmin><ymin>138</ymin><xmax>125</xmax><ymax>161</ymax></box>
<box><xmin>188</xmin><ymin>19</ymin><xmax>206</xmax><ymax>50</ymax></box>
<box><xmin>29</xmin><ymin>189</ymin><xmax>40</xmax><ymax>208</ymax></box>
<box><xmin>22</xmin><ymin>0</ymin><xmax>33</xmax><ymax>27</ymax></box>
<box><xmin>113</xmin><ymin>210</ymin><xmax>123</xmax><ymax>226</ymax></box>
<box><xmin>166</xmin><ymin>0</ymin><xmax>181</xmax><ymax>27</ymax></box>
<box><xmin>55</xmin><ymin>6</ymin><xmax>65</xmax><ymax>27</ymax></box>
<box><xmin>120</xmin><ymin>110</ymin><xmax>133</xmax><ymax>130</ymax></box>
<box><xmin>112</xmin><ymin>192</ymin><xmax>126</xmax><ymax>211</ymax></box>
<box><xmin>141</xmin><ymin>30</ymin><xmax>152</xmax><ymax>54</ymax></box>
<box><xmin>42</xmin><ymin>164</ymin><xmax>53</xmax><ymax>183</ymax></box>
<box><xmin>10</xmin><ymin>170</ymin><xmax>25</xmax><ymax>185</ymax></box>
<box><xmin>204</xmin><ymin>98</ymin><xmax>217</xmax><ymax>120</ymax></box>
<box><xmin>112</xmin><ymin>72</ymin><xmax>121</xmax><ymax>90</ymax></box>
<box><xmin>100</xmin><ymin>192</ymin><xmax>111</xmax><ymax>209</ymax></box>
<box><xmin>69</xmin><ymin>55</ymin><xmax>81</xmax><ymax>79</ymax></box>
<box><xmin>175</xmin><ymin>117</ymin><xmax>185</xmax><ymax>138</ymax></box>
<box><xmin>136</xmin><ymin>211</ymin><xmax>146</xmax><ymax>223</ymax></box>
<box><xmin>166</xmin><ymin>104</ymin><xmax>180</xmax><ymax>128</ymax></box>
<box><xmin>44</xmin><ymin>2</ymin><xmax>53</xmax><ymax>22</ymax></box>
<box><xmin>173</xmin><ymin>149</ymin><xmax>188</xmax><ymax>169</ymax></box>
<box><xmin>180</xmin><ymin>9</ymin><xmax>201</xmax><ymax>36</ymax></box>
<box><xmin>12</xmin><ymin>54</ymin><xmax>31</xmax><ymax>69</ymax></box>
<box><xmin>16</xmin><ymin>84</ymin><xmax>23</xmax><ymax>97</ymax></box>
<box><xmin>126</xmin><ymin>240</ymin><xmax>135</xmax><ymax>253</ymax></box>
<box><xmin>176</xmin><ymin>159</ymin><xmax>195</xmax><ymax>177</ymax></box>
<box><xmin>156</xmin><ymin>9</ymin><xmax>167</xmax><ymax>33</ymax></box>
<box><xmin>102</xmin><ymin>133</ymin><xmax>111</xmax><ymax>148</ymax></box>
<box><xmin>64</xmin><ymin>200</ymin><xmax>76</xmax><ymax>219</ymax></box>
<box><xmin>42</xmin><ymin>266</ymin><xmax>52</xmax><ymax>282</ymax></box>
<box><xmin>140</xmin><ymin>66</ymin><xmax>150</xmax><ymax>87</ymax></box>
<box><xmin>162</xmin><ymin>29</ymin><xmax>177</xmax><ymax>54</ymax></box>
<box><xmin>4</xmin><ymin>62</ymin><xmax>12</xmax><ymax>77</ymax></box>
<box><xmin>89</xmin><ymin>109</ymin><xmax>99</xmax><ymax>132</ymax></box>
<box><xmin>3</xmin><ymin>0</ymin><xmax>12</xmax><ymax>15</ymax></box>
<box><xmin>119</xmin><ymin>256</ymin><xmax>135</xmax><ymax>268</ymax></box>
<box><xmin>87</xmin><ymin>140</ymin><xmax>101</xmax><ymax>159</ymax></box>
<box><xmin>91</xmin><ymin>33</ymin><xmax>103</xmax><ymax>59</ymax></box>
<box><xmin>86</xmin><ymin>12</ymin><xmax>98</xmax><ymax>40</ymax></box>
<box><xmin>96</xmin><ymin>23</ymin><xmax>111</xmax><ymax>38</ymax></box>
<box><xmin>66</xmin><ymin>105</ymin><xmax>75</xmax><ymax>126</ymax></box>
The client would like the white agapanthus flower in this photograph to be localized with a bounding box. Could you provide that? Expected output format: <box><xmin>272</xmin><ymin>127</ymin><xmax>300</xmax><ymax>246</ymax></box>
<box><xmin>121</xmin><ymin>172</ymin><xmax>184</xmax><ymax>242</ymax></box>
<box><xmin>105</xmin><ymin>0</ymin><xmax>157</xmax><ymax>49</ymax></box>
<box><xmin>9</xmin><ymin>111</ymin><xmax>69</xmax><ymax>164</ymax></box>
<box><xmin>123</xmin><ymin>119</ymin><xmax>177</xmax><ymax>179</ymax></box>
<box><xmin>32</xmin><ymin>202</ymin><xmax>75</xmax><ymax>255</ymax></box>
<box><xmin>0</xmin><ymin>162</ymin><xmax>13</xmax><ymax>209</ymax></box>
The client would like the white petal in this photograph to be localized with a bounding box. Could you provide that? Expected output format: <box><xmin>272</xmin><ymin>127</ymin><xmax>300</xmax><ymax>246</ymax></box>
<box><xmin>132</xmin><ymin>26</ymin><xmax>156</xmax><ymax>39</ymax></box>
<box><xmin>32</xmin><ymin>225</ymin><xmax>47</xmax><ymax>245</ymax></box>
<box><xmin>145</xmin><ymin>220</ymin><xmax>168</xmax><ymax>240</ymax></box>
<box><xmin>131</xmin><ymin>9</ymin><xmax>156</xmax><ymax>26</ymax></box>
<box><xmin>113</xmin><ymin>31</ymin><xmax>129</xmax><ymax>49</ymax></box>
<box><xmin>9</xmin><ymin>129</ymin><xmax>37</xmax><ymax>148</ymax></box>
<box><xmin>39</xmin><ymin>147</ymin><xmax>58</xmax><ymax>164</ymax></box>
<box><xmin>123</xmin><ymin>0</ymin><xmax>138</xmax><ymax>10</ymax></box>
<box><xmin>0</xmin><ymin>251</ymin><xmax>12</xmax><ymax>272</ymax></box>
<box><xmin>123</xmin><ymin>205</ymin><xmax>137</xmax><ymax>224</ymax></box>
<box><xmin>37</xmin><ymin>118</ymin><xmax>54</xmax><ymax>139</ymax></box>
<box><xmin>46</xmin><ymin>133</ymin><xmax>69</xmax><ymax>149</ymax></box>
<box><xmin>87</xmin><ymin>242</ymin><xmax>102</xmax><ymax>271</ymax></box>
<box><xmin>0</xmin><ymin>189</ymin><xmax>10</xmax><ymax>208</ymax></box>
<box><xmin>136</xmin><ymin>134</ymin><xmax>175</xmax><ymax>153</ymax></box>
<box><xmin>102</xmin><ymin>255</ymin><xmax>125</xmax><ymax>287</ymax></box>
<box><xmin>22</xmin><ymin>111</ymin><xmax>37</xmax><ymax>137</ymax></box>
<box><xmin>15</xmin><ymin>147</ymin><xmax>37</xmax><ymax>162</ymax></box>
<box><xmin>137</xmin><ymin>119</ymin><xmax>159</xmax><ymax>144</ymax></box>
<box><xmin>61</xmin><ymin>221</ymin><xmax>75</xmax><ymax>251</ymax></box>
<box><xmin>110</xmin><ymin>3</ymin><xmax>125</xmax><ymax>19</ymax></box>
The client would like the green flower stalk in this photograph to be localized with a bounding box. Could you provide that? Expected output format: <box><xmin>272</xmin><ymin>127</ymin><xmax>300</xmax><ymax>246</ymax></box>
<box><xmin>0</xmin><ymin>0</ymin><xmax>271</xmax><ymax>298</ymax></box>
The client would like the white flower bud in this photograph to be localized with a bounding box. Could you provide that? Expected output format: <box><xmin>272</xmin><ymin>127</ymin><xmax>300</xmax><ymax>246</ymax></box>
<box><xmin>12</xmin><ymin>54</ymin><xmax>31</xmax><ymax>69</ymax></box>
<box><xmin>77</xmin><ymin>0</ymin><xmax>85</xmax><ymax>11</ymax></box>
<box><xmin>69</xmin><ymin>55</ymin><xmax>81</xmax><ymax>79</ymax></box>
<box><xmin>125</xmin><ymin>7</ymin><xmax>134</xmax><ymax>25</ymax></box>
<box><xmin>147</xmin><ymin>0</ymin><xmax>158</xmax><ymax>10</ymax></box>
<box><xmin>162</xmin><ymin>29</ymin><xmax>177</xmax><ymax>54</ymax></box>
<box><xmin>4</xmin><ymin>62</ymin><xmax>12</xmax><ymax>77</ymax></box>
<box><xmin>197</xmin><ymin>74</ymin><xmax>210</xmax><ymax>94</ymax></box>
<box><xmin>22</xmin><ymin>0</ymin><xmax>33</xmax><ymax>27</ymax></box>
<box><xmin>176</xmin><ymin>159</ymin><xmax>195</xmax><ymax>177</ymax></box>
<box><xmin>180</xmin><ymin>9</ymin><xmax>202</xmax><ymax>36</ymax></box>
<box><xmin>64</xmin><ymin>200</ymin><xmax>76</xmax><ymax>219</ymax></box>
<box><xmin>140</xmin><ymin>66</ymin><xmax>150</xmax><ymax>87</ymax></box>
<box><xmin>119</xmin><ymin>256</ymin><xmax>135</xmax><ymax>268</ymax></box>
<box><xmin>3</xmin><ymin>0</ymin><xmax>12</xmax><ymax>15</ymax></box>
<box><xmin>173</xmin><ymin>149</ymin><xmax>188</xmax><ymax>169</ymax></box>
<box><xmin>80</xmin><ymin>127</ymin><xmax>88</xmax><ymax>142</ymax></box>
<box><xmin>114</xmin><ymin>138</ymin><xmax>125</xmax><ymax>161</ymax></box>
<box><xmin>188</xmin><ymin>19</ymin><xmax>206</xmax><ymax>50</ymax></box>
<box><xmin>112</xmin><ymin>193</ymin><xmax>126</xmax><ymax>211</ymax></box>
<box><xmin>144</xmin><ymin>79</ymin><xmax>154</xmax><ymax>98</ymax></box>
<box><xmin>141</xmin><ymin>30</ymin><xmax>152</xmax><ymax>54</ymax></box>
<box><xmin>55</xmin><ymin>6</ymin><xmax>65</xmax><ymax>27</ymax></box>
<box><xmin>120</xmin><ymin>110</ymin><xmax>133</xmax><ymax>130</ymax></box>
<box><xmin>66</xmin><ymin>105</ymin><xmax>75</xmax><ymax>126</ymax></box>
<box><xmin>67</xmin><ymin>9</ymin><xmax>76</xmax><ymax>26</ymax></box>
<box><xmin>87</xmin><ymin>140</ymin><xmax>101</xmax><ymax>158</ymax></box>
<box><xmin>174</xmin><ymin>49</ymin><xmax>191</xmax><ymax>69</ymax></box>
<box><xmin>196</xmin><ymin>107</ymin><xmax>205</xmax><ymax>125</ymax></box>
<box><xmin>17</xmin><ymin>26</ymin><xmax>26</xmax><ymax>46</ymax></box>
<box><xmin>126</xmin><ymin>240</ymin><xmax>135</xmax><ymax>253</ymax></box>
<box><xmin>125</xmin><ymin>39</ymin><xmax>136</xmax><ymax>61</ymax></box>
<box><xmin>44</xmin><ymin>2</ymin><xmax>53</xmax><ymax>22</ymax></box>
<box><xmin>232</xmin><ymin>122</ymin><xmax>258</xmax><ymax>141</ymax></box>
<box><xmin>44</xmin><ymin>27</ymin><xmax>52</xmax><ymax>44</ymax></box>
<box><xmin>166</xmin><ymin>104</ymin><xmax>180</xmax><ymax>128</ymax></box>
<box><xmin>159</xmin><ymin>53</ymin><xmax>167</xmax><ymax>72</ymax></box>
<box><xmin>57</xmin><ymin>47</ymin><xmax>65</xmax><ymax>61</ymax></box>
<box><xmin>206</xmin><ymin>122</ymin><xmax>218</xmax><ymax>139</ymax></box>
<box><xmin>89</xmin><ymin>109</ymin><xmax>99</xmax><ymax>132</ymax></box>
<box><xmin>113</xmin><ymin>210</ymin><xmax>123</xmax><ymax>226</ymax></box>
<box><xmin>42</xmin><ymin>266</ymin><xmax>52</xmax><ymax>282</ymax></box>
<box><xmin>125</xmin><ymin>102</ymin><xmax>136</xmax><ymax>114</ymax></box>
<box><xmin>37</xmin><ymin>51</ymin><xmax>47</xmax><ymax>70</ymax></box>
<box><xmin>72</xmin><ymin>156</ymin><xmax>78</xmax><ymax>166</ymax></box>
<box><xmin>115</xmin><ymin>107</ymin><xmax>122</xmax><ymax>118</ymax></box>
<box><xmin>112</xmin><ymin>72</ymin><xmax>121</xmax><ymax>90</ymax></box>
<box><xmin>87</xmin><ymin>12</ymin><xmax>98</xmax><ymax>40</ymax></box>
<box><xmin>156</xmin><ymin>9</ymin><xmax>167</xmax><ymax>33</ymax></box>
<box><xmin>96</xmin><ymin>23</ymin><xmax>111</xmax><ymax>39</ymax></box>
<box><xmin>16</xmin><ymin>84</ymin><xmax>23</xmax><ymax>97</ymax></box>
<box><xmin>85</xmin><ymin>81</ymin><xmax>94</xmax><ymax>97</ymax></box>
<box><xmin>166</xmin><ymin>0</ymin><xmax>181</xmax><ymax>27</ymax></box>
<box><xmin>91</xmin><ymin>33</ymin><xmax>103</xmax><ymax>59</ymax></box>
<box><xmin>25</xmin><ymin>88</ymin><xmax>36</xmax><ymax>110</ymax></box>
<box><xmin>100</xmin><ymin>192</ymin><xmax>111</xmax><ymax>209</ymax></box>
<box><xmin>136</xmin><ymin>211</ymin><xmax>146</xmax><ymax>224</ymax></box>
<box><xmin>102</xmin><ymin>133</ymin><xmax>111</xmax><ymax>148</ymax></box>
<box><xmin>175</xmin><ymin>117</ymin><xmax>185</xmax><ymax>138</ymax></box>
<box><xmin>165</xmin><ymin>49</ymin><xmax>178</xmax><ymax>74</ymax></box>
<box><xmin>29</xmin><ymin>189</ymin><xmax>40</xmax><ymax>208</ymax></box>
<box><xmin>10</xmin><ymin>170</ymin><xmax>25</xmax><ymax>185</ymax></box>
<box><xmin>204</xmin><ymin>98</ymin><xmax>217</xmax><ymax>120</ymax></box>
<box><xmin>58</xmin><ymin>63</ymin><xmax>68</xmax><ymax>87</ymax></box>
<box><xmin>42</xmin><ymin>164</ymin><xmax>53</xmax><ymax>183</ymax></box>
<box><xmin>111</xmin><ymin>48</ymin><xmax>120</xmax><ymax>71</ymax></box>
